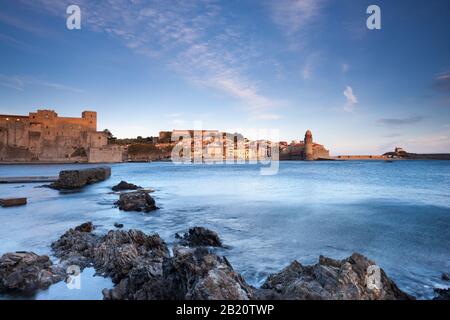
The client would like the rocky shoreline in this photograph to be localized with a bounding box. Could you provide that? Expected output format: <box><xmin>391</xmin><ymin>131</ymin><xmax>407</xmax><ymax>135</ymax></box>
<box><xmin>0</xmin><ymin>222</ymin><xmax>431</xmax><ymax>300</ymax></box>
<box><xmin>1</xmin><ymin>175</ymin><xmax>448</xmax><ymax>300</ymax></box>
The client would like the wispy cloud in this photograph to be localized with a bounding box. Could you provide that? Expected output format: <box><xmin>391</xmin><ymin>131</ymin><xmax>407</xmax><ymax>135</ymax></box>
<box><xmin>301</xmin><ymin>53</ymin><xmax>321</xmax><ymax>80</ymax></box>
<box><xmin>377</xmin><ymin>116</ymin><xmax>425</xmax><ymax>126</ymax></box>
<box><xmin>382</xmin><ymin>133</ymin><xmax>402</xmax><ymax>138</ymax></box>
<box><xmin>342</xmin><ymin>63</ymin><xmax>350</xmax><ymax>73</ymax></box>
<box><xmin>255</xmin><ymin>113</ymin><xmax>282</xmax><ymax>120</ymax></box>
<box><xmin>20</xmin><ymin>0</ymin><xmax>282</xmax><ymax>117</ymax></box>
<box><xmin>0</xmin><ymin>74</ymin><xmax>83</xmax><ymax>93</ymax></box>
<box><xmin>0</xmin><ymin>11</ymin><xmax>55</xmax><ymax>38</ymax></box>
<box><xmin>343</xmin><ymin>86</ymin><xmax>358</xmax><ymax>112</ymax></box>
<box><xmin>269</xmin><ymin>0</ymin><xmax>326</xmax><ymax>37</ymax></box>
<box><xmin>433</xmin><ymin>70</ymin><xmax>450</xmax><ymax>93</ymax></box>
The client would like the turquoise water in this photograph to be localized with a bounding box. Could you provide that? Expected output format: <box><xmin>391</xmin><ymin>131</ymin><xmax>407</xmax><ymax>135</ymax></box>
<box><xmin>0</xmin><ymin>161</ymin><xmax>449</xmax><ymax>299</ymax></box>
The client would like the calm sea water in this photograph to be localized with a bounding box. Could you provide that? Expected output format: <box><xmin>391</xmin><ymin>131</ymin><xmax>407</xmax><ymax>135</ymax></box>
<box><xmin>0</xmin><ymin>161</ymin><xmax>449</xmax><ymax>300</ymax></box>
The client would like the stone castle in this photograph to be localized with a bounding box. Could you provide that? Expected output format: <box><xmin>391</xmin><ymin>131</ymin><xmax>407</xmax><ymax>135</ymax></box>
<box><xmin>279</xmin><ymin>130</ymin><xmax>330</xmax><ymax>160</ymax></box>
<box><xmin>0</xmin><ymin>110</ymin><xmax>123</xmax><ymax>163</ymax></box>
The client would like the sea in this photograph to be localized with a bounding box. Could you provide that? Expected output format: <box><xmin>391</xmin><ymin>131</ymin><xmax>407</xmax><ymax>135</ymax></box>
<box><xmin>0</xmin><ymin>160</ymin><xmax>449</xmax><ymax>300</ymax></box>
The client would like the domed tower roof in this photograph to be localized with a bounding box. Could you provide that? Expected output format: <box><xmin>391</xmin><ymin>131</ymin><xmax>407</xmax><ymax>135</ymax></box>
<box><xmin>305</xmin><ymin>130</ymin><xmax>312</xmax><ymax>136</ymax></box>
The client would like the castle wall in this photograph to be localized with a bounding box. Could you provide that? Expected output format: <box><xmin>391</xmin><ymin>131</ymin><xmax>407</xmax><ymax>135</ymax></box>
<box><xmin>0</xmin><ymin>110</ymin><xmax>121</xmax><ymax>163</ymax></box>
<box><xmin>88</xmin><ymin>146</ymin><xmax>123</xmax><ymax>163</ymax></box>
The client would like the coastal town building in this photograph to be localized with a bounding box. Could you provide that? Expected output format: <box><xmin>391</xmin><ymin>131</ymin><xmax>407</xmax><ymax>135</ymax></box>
<box><xmin>279</xmin><ymin>130</ymin><xmax>330</xmax><ymax>160</ymax></box>
<box><xmin>0</xmin><ymin>110</ymin><xmax>123</xmax><ymax>163</ymax></box>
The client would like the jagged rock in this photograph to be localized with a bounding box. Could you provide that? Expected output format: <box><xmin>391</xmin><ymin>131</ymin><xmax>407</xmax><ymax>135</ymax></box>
<box><xmin>51</xmin><ymin>222</ymin><xmax>99</xmax><ymax>269</ymax></box>
<box><xmin>442</xmin><ymin>273</ymin><xmax>450</xmax><ymax>281</ymax></box>
<box><xmin>104</xmin><ymin>246</ymin><xmax>254</xmax><ymax>300</ymax></box>
<box><xmin>75</xmin><ymin>222</ymin><xmax>95</xmax><ymax>233</ymax></box>
<box><xmin>50</xmin><ymin>167</ymin><xmax>111</xmax><ymax>190</ymax></box>
<box><xmin>51</xmin><ymin>223</ymin><xmax>168</xmax><ymax>284</ymax></box>
<box><xmin>0</xmin><ymin>252</ymin><xmax>63</xmax><ymax>293</ymax></box>
<box><xmin>102</xmin><ymin>261</ymin><xmax>167</xmax><ymax>300</ymax></box>
<box><xmin>259</xmin><ymin>253</ymin><xmax>413</xmax><ymax>300</ymax></box>
<box><xmin>176</xmin><ymin>227</ymin><xmax>222</xmax><ymax>247</ymax></box>
<box><xmin>114</xmin><ymin>223</ymin><xmax>124</xmax><ymax>229</ymax></box>
<box><xmin>93</xmin><ymin>230</ymin><xmax>169</xmax><ymax>283</ymax></box>
<box><xmin>164</xmin><ymin>246</ymin><xmax>254</xmax><ymax>300</ymax></box>
<box><xmin>50</xmin><ymin>224</ymin><xmax>414</xmax><ymax>301</ymax></box>
<box><xmin>116</xmin><ymin>191</ymin><xmax>157</xmax><ymax>212</ymax></box>
<box><xmin>433</xmin><ymin>288</ymin><xmax>450</xmax><ymax>300</ymax></box>
<box><xmin>112</xmin><ymin>181</ymin><xmax>142</xmax><ymax>192</ymax></box>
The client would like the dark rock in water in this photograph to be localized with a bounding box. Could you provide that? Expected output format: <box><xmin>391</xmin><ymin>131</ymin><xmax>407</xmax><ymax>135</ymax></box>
<box><xmin>176</xmin><ymin>227</ymin><xmax>223</xmax><ymax>247</ymax></box>
<box><xmin>164</xmin><ymin>246</ymin><xmax>254</xmax><ymax>300</ymax></box>
<box><xmin>259</xmin><ymin>253</ymin><xmax>414</xmax><ymax>300</ymax></box>
<box><xmin>52</xmin><ymin>223</ymin><xmax>169</xmax><ymax>294</ymax></box>
<box><xmin>116</xmin><ymin>191</ymin><xmax>157</xmax><ymax>212</ymax></box>
<box><xmin>0</xmin><ymin>252</ymin><xmax>63</xmax><ymax>293</ymax></box>
<box><xmin>114</xmin><ymin>223</ymin><xmax>124</xmax><ymax>229</ymax></box>
<box><xmin>433</xmin><ymin>288</ymin><xmax>450</xmax><ymax>300</ymax></box>
<box><xmin>51</xmin><ymin>224</ymin><xmax>414</xmax><ymax>301</ymax></box>
<box><xmin>51</xmin><ymin>222</ymin><xmax>99</xmax><ymax>269</ymax></box>
<box><xmin>442</xmin><ymin>273</ymin><xmax>450</xmax><ymax>281</ymax></box>
<box><xmin>0</xmin><ymin>198</ymin><xmax>27</xmax><ymax>207</ymax></box>
<box><xmin>75</xmin><ymin>222</ymin><xmax>95</xmax><ymax>233</ymax></box>
<box><xmin>104</xmin><ymin>246</ymin><xmax>254</xmax><ymax>300</ymax></box>
<box><xmin>50</xmin><ymin>167</ymin><xmax>111</xmax><ymax>190</ymax></box>
<box><xmin>93</xmin><ymin>230</ymin><xmax>169</xmax><ymax>283</ymax></box>
<box><xmin>112</xmin><ymin>181</ymin><xmax>142</xmax><ymax>192</ymax></box>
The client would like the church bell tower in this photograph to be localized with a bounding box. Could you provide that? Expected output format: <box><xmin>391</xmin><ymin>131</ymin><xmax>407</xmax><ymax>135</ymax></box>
<box><xmin>305</xmin><ymin>130</ymin><xmax>313</xmax><ymax>161</ymax></box>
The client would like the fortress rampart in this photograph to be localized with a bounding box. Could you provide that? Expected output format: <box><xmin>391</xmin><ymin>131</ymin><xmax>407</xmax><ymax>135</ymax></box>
<box><xmin>0</xmin><ymin>110</ymin><xmax>123</xmax><ymax>163</ymax></box>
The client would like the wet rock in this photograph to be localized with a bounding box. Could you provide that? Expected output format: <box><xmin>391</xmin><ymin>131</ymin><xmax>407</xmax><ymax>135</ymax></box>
<box><xmin>259</xmin><ymin>253</ymin><xmax>413</xmax><ymax>300</ymax></box>
<box><xmin>93</xmin><ymin>230</ymin><xmax>169</xmax><ymax>283</ymax></box>
<box><xmin>165</xmin><ymin>246</ymin><xmax>254</xmax><ymax>300</ymax></box>
<box><xmin>103</xmin><ymin>261</ymin><xmax>167</xmax><ymax>300</ymax></box>
<box><xmin>0</xmin><ymin>198</ymin><xmax>27</xmax><ymax>207</ymax></box>
<box><xmin>51</xmin><ymin>222</ymin><xmax>99</xmax><ymax>269</ymax></box>
<box><xmin>433</xmin><ymin>288</ymin><xmax>450</xmax><ymax>300</ymax></box>
<box><xmin>75</xmin><ymin>222</ymin><xmax>95</xmax><ymax>233</ymax></box>
<box><xmin>104</xmin><ymin>246</ymin><xmax>254</xmax><ymax>300</ymax></box>
<box><xmin>0</xmin><ymin>252</ymin><xmax>63</xmax><ymax>293</ymax></box>
<box><xmin>114</xmin><ymin>223</ymin><xmax>124</xmax><ymax>229</ymax></box>
<box><xmin>52</xmin><ymin>222</ymin><xmax>168</xmax><ymax>284</ymax></box>
<box><xmin>116</xmin><ymin>191</ymin><xmax>157</xmax><ymax>212</ymax></box>
<box><xmin>112</xmin><ymin>181</ymin><xmax>142</xmax><ymax>192</ymax></box>
<box><xmin>442</xmin><ymin>273</ymin><xmax>450</xmax><ymax>281</ymax></box>
<box><xmin>50</xmin><ymin>167</ymin><xmax>111</xmax><ymax>190</ymax></box>
<box><xmin>176</xmin><ymin>227</ymin><xmax>223</xmax><ymax>247</ymax></box>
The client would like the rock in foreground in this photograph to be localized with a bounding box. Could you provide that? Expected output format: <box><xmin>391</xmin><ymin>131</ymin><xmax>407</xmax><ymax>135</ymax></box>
<box><xmin>112</xmin><ymin>181</ymin><xmax>142</xmax><ymax>192</ymax></box>
<box><xmin>104</xmin><ymin>246</ymin><xmax>254</xmax><ymax>300</ymax></box>
<box><xmin>50</xmin><ymin>223</ymin><xmax>414</xmax><ymax>301</ymax></box>
<box><xmin>433</xmin><ymin>288</ymin><xmax>450</xmax><ymax>300</ymax></box>
<box><xmin>259</xmin><ymin>253</ymin><xmax>414</xmax><ymax>300</ymax></box>
<box><xmin>50</xmin><ymin>167</ymin><xmax>111</xmax><ymax>190</ymax></box>
<box><xmin>51</xmin><ymin>222</ymin><xmax>99</xmax><ymax>269</ymax></box>
<box><xmin>0</xmin><ymin>252</ymin><xmax>62</xmax><ymax>293</ymax></box>
<box><xmin>176</xmin><ymin>227</ymin><xmax>223</xmax><ymax>247</ymax></box>
<box><xmin>116</xmin><ymin>191</ymin><xmax>157</xmax><ymax>212</ymax></box>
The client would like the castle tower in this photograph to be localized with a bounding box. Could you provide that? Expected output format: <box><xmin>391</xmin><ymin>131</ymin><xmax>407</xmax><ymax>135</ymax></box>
<box><xmin>82</xmin><ymin>111</ymin><xmax>97</xmax><ymax>131</ymax></box>
<box><xmin>304</xmin><ymin>130</ymin><xmax>313</xmax><ymax>161</ymax></box>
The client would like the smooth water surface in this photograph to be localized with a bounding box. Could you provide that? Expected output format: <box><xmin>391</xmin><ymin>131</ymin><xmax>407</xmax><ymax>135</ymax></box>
<box><xmin>0</xmin><ymin>161</ymin><xmax>449</xmax><ymax>299</ymax></box>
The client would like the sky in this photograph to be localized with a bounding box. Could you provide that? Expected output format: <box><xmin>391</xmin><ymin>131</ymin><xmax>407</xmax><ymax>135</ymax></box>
<box><xmin>0</xmin><ymin>0</ymin><xmax>450</xmax><ymax>155</ymax></box>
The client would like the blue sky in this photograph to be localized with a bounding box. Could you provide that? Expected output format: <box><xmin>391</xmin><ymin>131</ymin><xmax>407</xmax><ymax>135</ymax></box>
<box><xmin>0</xmin><ymin>0</ymin><xmax>449</xmax><ymax>154</ymax></box>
